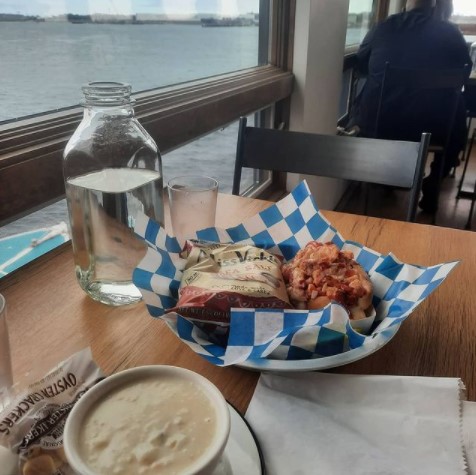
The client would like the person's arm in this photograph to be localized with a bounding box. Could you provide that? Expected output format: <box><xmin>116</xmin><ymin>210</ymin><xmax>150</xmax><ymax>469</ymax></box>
<box><xmin>447</xmin><ymin>24</ymin><xmax>473</xmax><ymax>76</ymax></box>
<box><xmin>355</xmin><ymin>27</ymin><xmax>376</xmax><ymax>76</ymax></box>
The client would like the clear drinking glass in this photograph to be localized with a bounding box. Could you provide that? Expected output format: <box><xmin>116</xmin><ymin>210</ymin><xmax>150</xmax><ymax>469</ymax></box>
<box><xmin>168</xmin><ymin>176</ymin><xmax>218</xmax><ymax>246</ymax></box>
<box><xmin>0</xmin><ymin>294</ymin><xmax>12</xmax><ymax>410</ymax></box>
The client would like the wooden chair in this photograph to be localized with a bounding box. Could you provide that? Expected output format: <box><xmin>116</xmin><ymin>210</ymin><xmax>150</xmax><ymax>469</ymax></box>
<box><xmin>374</xmin><ymin>63</ymin><xmax>470</xmax><ymax>219</ymax></box>
<box><xmin>232</xmin><ymin>117</ymin><xmax>431</xmax><ymax>222</ymax></box>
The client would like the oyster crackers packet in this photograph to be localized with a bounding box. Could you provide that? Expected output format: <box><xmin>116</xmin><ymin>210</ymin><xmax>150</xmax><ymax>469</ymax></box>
<box><xmin>133</xmin><ymin>181</ymin><xmax>458</xmax><ymax>366</ymax></box>
<box><xmin>0</xmin><ymin>348</ymin><xmax>103</xmax><ymax>475</ymax></box>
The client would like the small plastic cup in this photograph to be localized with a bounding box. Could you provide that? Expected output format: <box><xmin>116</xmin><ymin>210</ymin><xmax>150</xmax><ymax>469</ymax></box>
<box><xmin>168</xmin><ymin>175</ymin><xmax>218</xmax><ymax>247</ymax></box>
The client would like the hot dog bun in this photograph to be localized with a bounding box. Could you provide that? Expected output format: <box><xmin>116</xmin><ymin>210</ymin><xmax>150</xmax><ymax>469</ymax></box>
<box><xmin>282</xmin><ymin>242</ymin><xmax>373</xmax><ymax>320</ymax></box>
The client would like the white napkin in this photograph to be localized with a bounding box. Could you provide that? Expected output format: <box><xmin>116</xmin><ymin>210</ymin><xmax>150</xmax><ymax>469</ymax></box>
<box><xmin>246</xmin><ymin>372</ymin><xmax>466</xmax><ymax>475</ymax></box>
<box><xmin>463</xmin><ymin>401</ymin><xmax>476</xmax><ymax>474</ymax></box>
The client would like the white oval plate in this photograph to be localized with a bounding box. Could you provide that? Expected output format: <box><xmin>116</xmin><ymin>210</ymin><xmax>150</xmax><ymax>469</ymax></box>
<box><xmin>237</xmin><ymin>324</ymin><xmax>400</xmax><ymax>372</ymax></box>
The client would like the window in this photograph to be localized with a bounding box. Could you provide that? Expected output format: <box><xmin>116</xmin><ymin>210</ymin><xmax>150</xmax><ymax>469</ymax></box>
<box><xmin>1</xmin><ymin>1</ymin><xmax>261</xmax><ymax>122</ymax></box>
<box><xmin>0</xmin><ymin>0</ymin><xmax>294</xmax><ymax>275</ymax></box>
<box><xmin>0</xmin><ymin>1</ymin><xmax>294</xmax><ymax>228</ymax></box>
<box><xmin>346</xmin><ymin>0</ymin><xmax>376</xmax><ymax>47</ymax></box>
<box><xmin>451</xmin><ymin>0</ymin><xmax>476</xmax><ymax>34</ymax></box>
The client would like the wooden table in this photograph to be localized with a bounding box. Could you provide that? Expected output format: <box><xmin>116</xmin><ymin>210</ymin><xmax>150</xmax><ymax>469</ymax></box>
<box><xmin>1</xmin><ymin>193</ymin><xmax>476</xmax><ymax>413</ymax></box>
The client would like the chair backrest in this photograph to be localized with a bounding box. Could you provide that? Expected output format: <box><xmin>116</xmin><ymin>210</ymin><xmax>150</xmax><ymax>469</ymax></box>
<box><xmin>465</xmin><ymin>80</ymin><xmax>476</xmax><ymax>118</ymax></box>
<box><xmin>233</xmin><ymin>117</ymin><xmax>431</xmax><ymax>222</ymax></box>
<box><xmin>375</xmin><ymin>62</ymin><xmax>470</xmax><ymax>141</ymax></box>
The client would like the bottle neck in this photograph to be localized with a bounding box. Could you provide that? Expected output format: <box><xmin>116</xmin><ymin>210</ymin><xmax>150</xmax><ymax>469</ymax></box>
<box><xmin>81</xmin><ymin>82</ymin><xmax>135</xmax><ymax>116</ymax></box>
<box><xmin>83</xmin><ymin>104</ymin><xmax>134</xmax><ymax>119</ymax></box>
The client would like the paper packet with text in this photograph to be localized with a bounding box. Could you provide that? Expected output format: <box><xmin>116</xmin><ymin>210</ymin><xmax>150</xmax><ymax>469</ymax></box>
<box><xmin>0</xmin><ymin>348</ymin><xmax>103</xmax><ymax>475</ymax></box>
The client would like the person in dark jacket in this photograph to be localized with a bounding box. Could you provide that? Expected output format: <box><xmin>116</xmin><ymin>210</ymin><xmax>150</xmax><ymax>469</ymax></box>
<box><xmin>349</xmin><ymin>0</ymin><xmax>472</xmax><ymax>213</ymax></box>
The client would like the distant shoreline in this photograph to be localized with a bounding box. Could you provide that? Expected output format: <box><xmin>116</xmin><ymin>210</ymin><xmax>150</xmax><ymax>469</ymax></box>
<box><xmin>0</xmin><ymin>19</ymin><xmax>255</xmax><ymax>26</ymax></box>
<box><xmin>68</xmin><ymin>20</ymin><xmax>203</xmax><ymax>25</ymax></box>
<box><xmin>0</xmin><ymin>16</ymin><xmax>198</xmax><ymax>25</ymax></box>
<box><xmin>0</xmin><ymin>17</ymin><xmax>364</xmax><ymax>28</ymax></box>
<box><xmin>0</xmin><ymin>18</ymin><xmax>257</xmax><ymax>26</ymax></box>
<box><xmin>0</xmin><ymin>13</ymin><xmax>256</xmax><ymax>25</ymax></box>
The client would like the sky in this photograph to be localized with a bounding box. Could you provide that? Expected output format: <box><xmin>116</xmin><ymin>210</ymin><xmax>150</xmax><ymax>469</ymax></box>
<box><xmin>0</xmin><ymin>0</ymin><xmax>260</xmax><ymax>16</ymax></box>
<box><xmin>0</xmin><ymin>0</ymin><xmax>474</xmax><ymax>17</ymax></box>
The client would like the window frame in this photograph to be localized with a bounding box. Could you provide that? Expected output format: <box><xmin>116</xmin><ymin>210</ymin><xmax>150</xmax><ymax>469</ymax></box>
<box><xmin>0</xmin><ymin>0</ymin><xmax>295</xmax><ymax>226</ymax></box>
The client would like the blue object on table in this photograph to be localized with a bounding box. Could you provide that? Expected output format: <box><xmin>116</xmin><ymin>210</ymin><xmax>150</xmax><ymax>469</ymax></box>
<box><xmin>0</xmin><ymin>224</ymin><xmax>69</xmax><ymax>278</ymax></box>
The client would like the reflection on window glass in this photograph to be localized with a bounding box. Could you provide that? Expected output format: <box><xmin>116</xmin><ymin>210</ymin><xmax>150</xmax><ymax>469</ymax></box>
<box><xmin>0</xmin><ymin>0</ymin><xmax>260</xmax><ymax>122</ymax></box>
<box><xmin>346</xmin><ymin>0</ymin><xmax>374</xmax><ymax>46</ymax></box>
<box><xmin>163</xmin><ymin>115</ymin><xmax>255</xmax><ymax>194</ymax></box>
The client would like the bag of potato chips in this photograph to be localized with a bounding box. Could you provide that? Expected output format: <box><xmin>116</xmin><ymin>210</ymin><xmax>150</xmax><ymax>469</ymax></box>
<box><xmin>0</xmin><ymin>348</ymin><xmax>103</xmax><ymax>475</ymax></box>
<box><xmin>172</xmin><ymin>242</ymin><xmax>292</xmax><ymax>325</ymax></box>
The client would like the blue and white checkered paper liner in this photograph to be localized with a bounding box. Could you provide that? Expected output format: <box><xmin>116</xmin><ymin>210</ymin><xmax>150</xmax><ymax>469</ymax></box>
<box><xmin>133</xmin><ymin>181</ymin><xmax>458</xmax><ymax>366</ymax></box>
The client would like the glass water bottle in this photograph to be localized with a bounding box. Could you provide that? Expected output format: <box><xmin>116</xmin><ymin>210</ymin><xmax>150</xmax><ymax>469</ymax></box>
<box><xmin>63</xmin><ymin>82</ymin><xmax>164</xmax><ymax>306</ymax></box>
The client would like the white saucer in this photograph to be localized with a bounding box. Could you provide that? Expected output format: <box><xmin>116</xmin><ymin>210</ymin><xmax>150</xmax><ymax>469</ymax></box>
<box><xmin>224</xmin><ymin>402</ymin><xmax>264</xmax><ymax>474</ymax></box>
<box><xmin>0</xmin><ymin>446</ymin><xmax>17</xmax><ymax>475</ymax></box>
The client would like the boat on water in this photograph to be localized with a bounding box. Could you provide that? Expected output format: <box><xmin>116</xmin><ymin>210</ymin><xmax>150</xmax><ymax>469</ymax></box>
<box><xmin>200</xmin><ymin>17</ymin><xmax>255</xmax><ymax>27</ymax></box>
